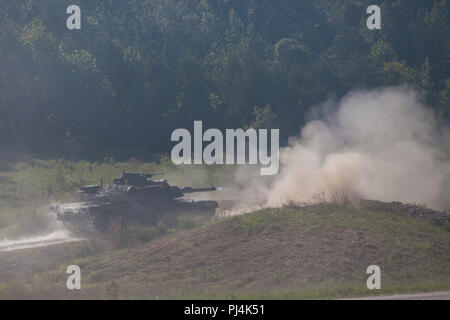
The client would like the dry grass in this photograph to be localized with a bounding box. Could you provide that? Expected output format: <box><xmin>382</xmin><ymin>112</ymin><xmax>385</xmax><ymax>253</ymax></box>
<box><xmin>1</xmin><ymin>201</ymin><xmax>448</xmax><ymax>299</ymax></box>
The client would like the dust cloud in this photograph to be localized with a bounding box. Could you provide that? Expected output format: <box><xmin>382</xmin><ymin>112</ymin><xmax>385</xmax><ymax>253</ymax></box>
<box><xmin>182</xmin><ymin>86</ymin><xmax>449</xmax><ymax>215</ymax></box>
<box><xmin>266</xmin><ymin>86</ymin><xmax>449</xmax><ymax>210</ymax></box>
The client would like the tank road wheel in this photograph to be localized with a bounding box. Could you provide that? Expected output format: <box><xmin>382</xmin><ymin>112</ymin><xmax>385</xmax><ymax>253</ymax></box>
<box><xmin>62</xmin><ymin>220</ymin><xmax>90</xmax><ymax>236</ymax></box>
<box><xmin>196</xmin><ymin>200</ymin><xmax>219</xmax><ymax>216</ymax></box>
<box><xmin>93</xmin><ymin>214</ymin><xmax>112</xmax><ymax>234</ymax></box>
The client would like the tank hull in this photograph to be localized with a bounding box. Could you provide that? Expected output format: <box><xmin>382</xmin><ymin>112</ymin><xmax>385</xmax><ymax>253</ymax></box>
<box><xmin>54</xmin><ymin>199</ymin><xmax>218</xmax><ymax>235</ymax></box>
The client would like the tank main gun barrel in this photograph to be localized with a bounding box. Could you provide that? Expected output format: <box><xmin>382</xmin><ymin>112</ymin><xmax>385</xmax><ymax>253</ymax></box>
<box><xmin>180</xmin><ymin>186</ymin><xmax>217</xmax><ymax>193</ymax></box>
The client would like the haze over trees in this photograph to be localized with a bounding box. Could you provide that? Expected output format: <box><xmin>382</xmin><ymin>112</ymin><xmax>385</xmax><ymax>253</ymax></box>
<box><xmin>0</xmin><ymin>0</ymin><xmax>448</xmax><ymax>159</ymax></box>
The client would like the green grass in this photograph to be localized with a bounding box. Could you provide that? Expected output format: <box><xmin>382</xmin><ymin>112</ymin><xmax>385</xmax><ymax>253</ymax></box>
<box><xmin>172</xmin><ymin>280</ymin><xmax>450</xmax><ymax>300</ymax></box>
<box><xmin>1</xmin><ymin>201</ymin><xmax>446</xmax><ymax>299</ymax></box>
<box><xmin>0</xmin><ymin>157</ymin><xmax>238</xmax><ymax>238</ymax></box>
<box><xmin>0</xmin><ymin>158</ymin><xmax>448</xmax><ymax>299</ymax></box>
<box><xmin>225</xmin><ymin>204</ymin><xmax>448</xmax><ymax>236</ymax></box>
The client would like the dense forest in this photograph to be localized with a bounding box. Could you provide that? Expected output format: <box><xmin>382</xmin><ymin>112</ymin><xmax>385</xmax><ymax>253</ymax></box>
<box><xmin>0</xmin><ymin>0</ymin><xmax>448</xmax><ymax>159</ymax></box>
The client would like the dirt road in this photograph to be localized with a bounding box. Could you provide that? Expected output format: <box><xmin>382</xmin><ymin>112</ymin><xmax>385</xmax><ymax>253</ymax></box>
<box><xmin>0</xmin><ymin>230</ymin><xmax>81</xmax><ymax>253</ymax></box>
<box><xmin>350</xmin><ymin>291</ymin><xmax>450</xmax><ymax>300</ymax></box>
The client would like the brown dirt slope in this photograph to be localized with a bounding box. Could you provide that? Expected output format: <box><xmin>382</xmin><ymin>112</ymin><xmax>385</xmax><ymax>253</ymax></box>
<box><xmin>0</xmin><ymin>202</ymin><xmax>449</xmax><ymax>299</ymax></box>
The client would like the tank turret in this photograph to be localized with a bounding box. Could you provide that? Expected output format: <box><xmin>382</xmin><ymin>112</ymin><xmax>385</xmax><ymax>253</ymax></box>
<box><xmin>113</xmin><ymin>171</ymin><xmax>164</xmax><ymax>187</ymax></box>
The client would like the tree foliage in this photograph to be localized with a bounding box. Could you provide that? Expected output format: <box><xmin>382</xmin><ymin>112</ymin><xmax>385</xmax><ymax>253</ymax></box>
<box><xmin>0</xmin><ymin>0</ymin><xmax>448</xmax><ymax>158</ymax></box>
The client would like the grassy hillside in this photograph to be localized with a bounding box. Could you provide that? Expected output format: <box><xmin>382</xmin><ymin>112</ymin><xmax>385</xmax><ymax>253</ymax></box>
<box><xmin>1</xmin><ymin>201</ymin><xmax>448</xmax><ymax>299</ymax></box>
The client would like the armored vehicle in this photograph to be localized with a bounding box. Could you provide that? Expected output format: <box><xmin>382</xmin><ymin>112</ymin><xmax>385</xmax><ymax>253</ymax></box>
<box><xmin>51</xmin><ymin>172</ymin><xmax>218</xmax><ymax>235</ymax></box>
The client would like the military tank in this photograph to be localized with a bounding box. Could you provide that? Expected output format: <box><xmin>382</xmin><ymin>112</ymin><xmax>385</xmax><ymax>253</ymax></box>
<box><xmin>51</xmin><ymin>172</ymin><xmax>218</xmax><ymax>235</ymax></box>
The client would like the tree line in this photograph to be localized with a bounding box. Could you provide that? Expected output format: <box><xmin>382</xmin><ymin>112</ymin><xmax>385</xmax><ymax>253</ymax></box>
<box><xmin>0</xmin><ymin>0</ymin><xmax>448</xmax><ymax>160</ymax></box>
